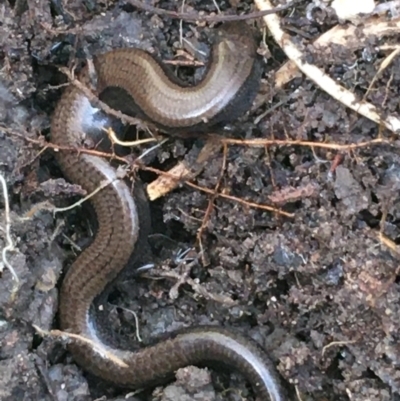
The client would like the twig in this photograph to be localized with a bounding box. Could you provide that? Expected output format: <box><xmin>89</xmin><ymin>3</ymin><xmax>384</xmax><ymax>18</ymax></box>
<box><xmin>145</xmin><ymin>164</ymin><xmax>293</xmax><ymax>217</ymax></box>
<box><xmin>149</xmin><ymin>263</ymin><xmax>237</xmax><ymax>305</ymax></box>
<box><xmin>22</xmin><ymin>175</ymin><xmax>127</xmax><ymax>221</ymax></box>
<box><xmin>52</xmin><ymin>174</ymin><xmax>124</xmax><ymax>215</ymax></box>
<box><xmin>186</xmin><ymin>181</ymin><xmax>294</xmax><ymax>217</ymax></box>
<box><xmin>126</xmin><ymin>0</ymin><xmax>295</xmax><ymax>22</ymax></box>
<box><xmin>136</xmin><ymin>138</ymin><xmax>169</xmax><ymax>161</ymax></box>
<box><xmin>104</xmin><ymin>127</ymin><xmax>157</xmax><ymax>147</ymax></box>
<box><xmin>196</xmin><ymin>142</ymin><xmax>228</xmax><ymax>265</ymax></box>
<box><xmin>1</xmin><ymin>126</ymin><xmax>130</xmax><ymax>165</ymax></box>
<box><xmin>0</xmin><ymin>172</ymin><xmax>19</xmax><ymax>296</ymax></box>
<box><xmin>254</xmin><ymin>0</ymin><xmax>400</xmax><ymax>133</ymax></box>
<box><xmin>59</xmin><ymin>67</ymin><xmax>145</xmax><ymax>129</ymax></box>
<box><xmin>220</xmin><ymin>137</ymin><xmax>389</xmax><ymax>149</ymax></box>
<box><xmin>322</xmin><ymin>340</ymin><xmax>357</xmax><ymax>357</ymax></box>
<box><xmin>363</xmin><ymin>46</ymin><xmax>400</xmax><ymax>101</ymax></box>
<box><xmin>133</xmin><ymin>134</ymin><xmax>387</xmax><ymax>209</ymax></box>
<box><xmin>146</xmin><ymin>138</ymin><xmax>222</xmax><ymax>201</ymax></box>
<box><xmin>110</xmin><ymin>305</ymin><xmax>143</xmax><ymax>342</ymax></box>
<box><xmin>33</xmin><ymin>325</ymin><xmax>129</xmax><ymax>368</ymax></box>
<box><xmin>294</xmin><ymin>385</ymin><xmax>304</xmax><ymax>401</ymax></box>
<box><xmin>275</xmin><ymin>15</ymin><xmax>400</xmax><ymax>89</ymax></box>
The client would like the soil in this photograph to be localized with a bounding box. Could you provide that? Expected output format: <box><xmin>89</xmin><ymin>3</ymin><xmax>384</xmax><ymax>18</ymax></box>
<box><xmin>1</xmin><ymin>0</ymin><xmax>400</xmax><ymax>401</ymax></box>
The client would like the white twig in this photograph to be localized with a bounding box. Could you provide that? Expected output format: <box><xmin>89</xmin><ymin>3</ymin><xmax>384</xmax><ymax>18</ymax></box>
<box><xmin>254</xmin><ymin>0</ymin><xmax>400</xmax><ymax>134</ymax></box>
<box><xmin>137</xmin><ymin>138</ymin><xmax>169</xmax><ymax>161</ymax></box>
<box><xmin>0</xmin><ymin>172</ymin><xmax>19</xmax><ymax>289</ymax></box>
<box><xmin>52</xmin><ymin>176</ymin><xmax>119</xmax><ymax>214</ymax></box>
<box><xmin>275</xmin><ymin>16</ymin><xmax>400</xmax><ymax>88</ymax></box>
<box><xmin>111</xmin><ymin>305</ymin><xmax>143</xmax><ymax>343</ymax></box>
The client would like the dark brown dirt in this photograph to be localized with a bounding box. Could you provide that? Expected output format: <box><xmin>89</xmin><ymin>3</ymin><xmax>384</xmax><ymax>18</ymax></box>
<box><xmin>1</xmin><ymin>0</ymin><xmax>400</xmax><ymax>400</ymax></box>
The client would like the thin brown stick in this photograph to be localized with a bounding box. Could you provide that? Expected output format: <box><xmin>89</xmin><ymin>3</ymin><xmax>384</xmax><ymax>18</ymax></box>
<box><xmin>58</xmin><ymin>67</ymin><xmax>146</xmax><ymax>129</ymax></box>
<box><xmin>126</xmin><ymin>0</ymin><xmax>295</xmax><ymax>23</ymax></box>
<box><xmin>187</xmin><ymin>182</ymin><xmax>294</xmax><ymax>218</ymax></box>
<box><xmin>220</xmin><ymin>137</ymin><xmax>389</xmax><ymax>149</ymax></box>
<box><xmin>1</xmin><ymin>126</ymin><xmax>131</xmax><ymax>165</ymax></box>
<box><xmin>3</xmin><ymin>127</ymin><xmax>388</xmax><ymax>220</ymax></box>
<box><xmin>196</xmin><ymin>143</ymin><xmax>228</xmax><ymax>265</ymax></box>
<box><xmin>143</xmin><ymin>165</ymin><xmax>293</xmax><ymax>218</ymax></box>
